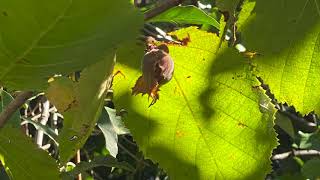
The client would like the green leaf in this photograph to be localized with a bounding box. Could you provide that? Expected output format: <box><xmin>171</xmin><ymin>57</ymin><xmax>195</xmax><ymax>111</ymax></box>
<box><xmin>0</xmin><ymin>128</ymin><xmax>60</xmax><ymax>180</ymax></box>
<box><xmin>21</xmin><ymin>118</ymin><xmax>58</xmax><ymax>145</ymax></box>
<box><xmin>97</xmin><ymin>106</ymin><xmax>130</xmax><ymax>158</ymax></box>
<box><xmin>0</xmin><ymin>167</ymin><xmax>9</xmax><ymax>180</ymax></box>
<box><xmin>298</xmin><ymin>131</ymin><xmax>320</xmax><ymax>150</ymax></box>
<box><xmin>149</xmin><ymin>5</ymin><xmax>219</xmax><ymax>29</ymax></box>
<box><xmin>113</xmin><ymin>27</ymin><xmax>278</xmax><ymax>179</ymax></box>
<box><xmin>237</xmin><ymin>0</ymin><xmax>256</xmax><ymax>30</ymax></box>
<box><xmin>0</xmin><ymin>92</ymin><xmax>59</xmax><ymax>180</ymax></box>
<box><xmin>239</xmin><ymin>0</ymin><xmax>320</xmax><ymax>114</ymax></box>
<box><xmin>276</xmin><ymin>173</ymin><xmax>305</xmax><ymax>180</ymax></box>
<box><xmin>0</xmin><ymin>0</ymin><xmax>142</xmax><ymax>90</ymax></box>
<box><xmin>56</xmin><ymin>54</ymin><xmax>115</xmax><ymax>164</ymax></box>
<box><xmin>61</xmin><ymin>156</ymin><xmax>134</xmax><ymax>179</ymax></box>
<box><xmin>0</xmin><ymin>90</ymin><xmax>20</xmax><ymax>127</ymax></box>
<box><xmin>275</xmin><ymin>112</ymin><xmax>295</xmax><ymax>139</ymax></box>
<box><xmin>301</xmin><ymin>158</ymin><xmax>320</xmax><ymax>179</ymax></box>
<box><xmin>46</xmin><ymin>76</ymin><xmax>76</xmax><ymax>112</ymax></box>
<box><xmin>216</xmin><ymin>0</ymin><xmax>241</xmax><ymax>12</ymax></box>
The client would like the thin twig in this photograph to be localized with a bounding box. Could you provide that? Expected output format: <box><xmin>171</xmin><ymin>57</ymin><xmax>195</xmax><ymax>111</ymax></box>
<box><xmin>272</xmin><ymin>149</ymin><xmax>320</xmax><ymax>160</ymax></box>
<box><xmin>0</xmin><ymin>91</ymin><xmax>33</xmax><ymax>128</ymax></box>
<box><xmin>120</xmin><ymin>136</ymin><xmax>137</xmax><ymax>147</ymax></box>
<box><xmin>23</xmin><ymin>105</ymin><xmax>29</xmax><ymax>135</ymax></box>
<box><xmin>41</xmin><ymin>144</ymin><xmax>51</xmax><ymax>150</ymax></box>
<box><xmin>51</xmin><ymin>108</ymin><xmax>59</xmax><ymax>135</ymax></box>
<box><xmin>30</xmin><ymin>103</ymin><xmax>40</xmax><ymax>116</ymax></box>
<box><xmin>76</xmin><ymin>150</ymin><xmax>82</xmax><ymax>180</ymax></box>
<box><xmin>30</xmin><ymin>107</ymin><xmax>56</xmax><ymax>121</ymax></box>
<box><xmin>35</xmin><ymin>98</ymin><xmax>50</xmax><ymax>147</ymax></box>
<box><xmin>144</xmin><ymin>0</ymin><xmax>185</xmax><ymax>20</ymax></box>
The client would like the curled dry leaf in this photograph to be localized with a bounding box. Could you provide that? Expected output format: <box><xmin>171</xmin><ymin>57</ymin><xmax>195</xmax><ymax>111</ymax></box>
<box><xmin>132</xmin><ymin>44</ymin><xmax>174</xmax><ymax>107</ymax></box>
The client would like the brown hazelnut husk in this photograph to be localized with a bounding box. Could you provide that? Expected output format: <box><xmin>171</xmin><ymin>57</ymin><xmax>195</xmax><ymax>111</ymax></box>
<box><xmin>132</xmin><ymin>43</ymin><xmax>174</xmax><ymax>107</ymax></box>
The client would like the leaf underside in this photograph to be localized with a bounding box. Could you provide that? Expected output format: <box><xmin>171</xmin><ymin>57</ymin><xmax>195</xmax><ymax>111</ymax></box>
<box><xmin>149</xmin><ymin>5</ymin><xmax>219</xmax><ymax>29</ymax></box>
<box><xmin>0</xmin><ymin>0</ymin><xmax>142</xmax><ymax>90</ymax></box>
<box><xmin>97</xmin><ymin>106</ymin><xmax>130</xmax><ymax>158</ymax></box>
<box><xmin>54</xmin><ymin>54</ymin><xmax>115</xmax><ymax>164</ymax></box>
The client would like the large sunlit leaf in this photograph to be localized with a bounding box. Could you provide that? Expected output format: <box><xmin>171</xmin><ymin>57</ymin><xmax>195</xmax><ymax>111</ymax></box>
<box><xmin>113</xmin><ymin>27</ymin><xmax>278</xmax><ymax>179</ymax></box>
<box><xmin>239</xmin><ymin>0</ymin><xmax>320</xmax><ymax>114</ymax></box>
<box><xmin>0</xmin><ymin>90</ymin><xmax>59</xmax><ymax>180</ymax></box>
<box><xmin>0</xmin><ymin>0</ymin><xmax>142</xmax><ymax>90</ymax></box>
<box><xmin>52</xmin><ymin>54</ymin><xmax>115</xmax><ymax>164</ymax></box>
<box><xmin>149</xmin><ymin>5</ymin><xmax>219</xmax><ymax>29</ymax></box>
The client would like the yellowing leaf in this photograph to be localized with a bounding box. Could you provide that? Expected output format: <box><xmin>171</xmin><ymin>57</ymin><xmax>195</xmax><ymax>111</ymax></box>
<box><xmin>46</xmin><ymin>77</ymin><xmax>76</xmax><ymax>112</ymax></box>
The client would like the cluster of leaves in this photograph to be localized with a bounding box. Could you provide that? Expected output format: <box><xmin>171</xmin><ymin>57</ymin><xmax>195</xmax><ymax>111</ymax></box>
<box><xmin>0</xmin><ymin>0</ymin><xmax>319</xmax><ymax>179</ymax></box>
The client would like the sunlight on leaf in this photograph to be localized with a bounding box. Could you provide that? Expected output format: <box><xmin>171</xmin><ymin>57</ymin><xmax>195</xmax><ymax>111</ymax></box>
<box><xmin>239</xmin><ymin>0</ymin><xmax>320</xmax><ymax>114</ymax></box>
<box><xmin>113</xmin><ymin>27</ymin><xmax>278</xmax><ymax>179</ymax></box>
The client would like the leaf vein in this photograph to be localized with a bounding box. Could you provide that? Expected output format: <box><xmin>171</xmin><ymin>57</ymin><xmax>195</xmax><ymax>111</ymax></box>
<box><xmin>0</xmin><ymin>0</ymin><xmax>74</xmax><ymax>81</ymax></box>
<box><xmin>173</xmin><ymin>76</ymin><xmax>225</xmax><ymax>177</ymax></box>
<box><xmin>302</xmin><ymin>32</ymin><xmax>320</xmax><ymax>110</ymax></box>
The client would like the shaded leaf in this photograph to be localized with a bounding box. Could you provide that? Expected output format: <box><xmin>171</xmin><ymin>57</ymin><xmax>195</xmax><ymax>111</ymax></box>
<box><xmin>149</xmin><ymin>5</ymin><xmax>219</xmax><ymax>29</ymax></box>
<box><xmin>298</xmin><ymin>131</ymin><xmax>320</xmax><ymax>150</ymax></box>
<box><xmin>0</xmin><ymin>90</ymin><xmax>20</xmax><ymax>127</ymax></box>
<box><xmin>0</xmin><ymin>167</ymin><xmax>9</xmax><ymax>180</ymax></box>
<box><xmin>0</xmin><ymin>91</ymin><xmax>59</xmax><ymax>180</ymax></box>
<box><xmin>301</xmin><ymin>158</ymin><xmax>320</xmax><ymax>179</ymax></box>
<box><xmin>0</xmin><ymin>0</ymin><xmax>142</xmax><ymax>90</ymax></box>
<box><xmin>113</xmin><ymin>27</ymin><xmax>278</xmax><ymax>179</ymax></box>
<box><xmin>46</xmin><ymin>77</ymin><xmax>76</xmax><ymax>112</ymax></box>
<box><xmin>216</xmin><ymin>0</ymin><xmax>241</xmax><ymax>12</ymax></box>
<box><xmin>0</xmin><ymin>128</ymin><xmax>60</xmax><ymax>180</ymax></box>
<box><xmin>61</xmin><ymin>156</ymin><xmax>134</xmax><ymax>179</ymax></box>
<box><xmin>276</xmin><ymin>173</ymin><xmax>305</xmax><ymax>180</ymax></box>
<box><xmin>21</xmin><ymin>118</ymin><xmax>58</xmax><ymax>145</ymax></box>
<box><xmin>56</xmin><ymin>54</ymin><xmax>115</xmax><ymax>164</ymax></box>
<box><xmin>97</xmin><ymin>106</ymin><xmax>130</xmax><ymax>157</ymax></box>
<box><xmin>275</xmin><ymin>112</ymin><xmax>295</xmax><ymax>139</ymax></box>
